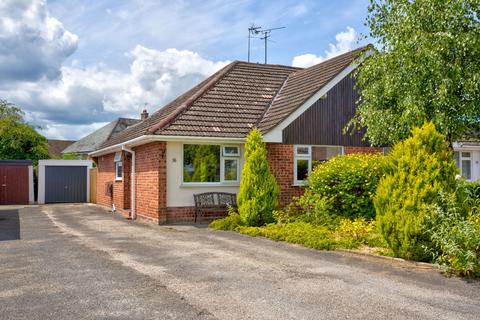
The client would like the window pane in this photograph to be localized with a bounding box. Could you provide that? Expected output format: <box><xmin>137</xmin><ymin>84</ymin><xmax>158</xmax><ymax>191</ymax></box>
<box><xmin>224</xmin><ymin>159</ymin><xmax>238</xmax><ymax>181</ymax></box>
<box><xmin>454</xmin><ymin>152</ymin><xmax>460</xmax><ymax>168</ymax></box>
<box><xmin>462</xmin><ymin>152</ymin><xmax>471</xmax><ymax>158</ymax></box>
<box><xmin>116</xmin><ymin>162</ymin><xmax>122</xmax><ymax>179</ymax></box>
<box><xmin>312</xmin><ymin>146</ymin><xmax>343</xmax><ymax>168</ymax></box>
<box><xmin>296</xmin><ymin>146</ymin><xmax>310</xmax><ymax>155</ymax></box>
<box><xmin>183</xmin><ymin>144</ymin><xmax>220</xmax><ymax>182</ymax></box>
<box><xmin>296</xmin><ymin>159</ymin><xmax>309</xmax><ymax>181</ymax></box>
<box><xmin>462</xmin><ymin>160</ymin><xmax>472</xmax><ymax>180</ymax></box>
<box><xmin>114</xmin><ymin>152</ymin><xmax>122</xmax><ymax>162</ymax></box>
<box><xmin>223</xmin><ymin>146</ymin><xmax>239</xmax><ymax>156</ymax></box>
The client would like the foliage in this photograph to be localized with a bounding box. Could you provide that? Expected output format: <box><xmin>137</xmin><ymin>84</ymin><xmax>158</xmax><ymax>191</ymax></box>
<box><xmin>209</xmin><ymin>211</ymin><xmax>243</xmax><ymax>231</ymax></box>
<box><xmin>237</xmin><ymin>218</ymin><xmax>385</xmax><ymax>251</ymax></box>
<box><xmin>351</xmin><ymin>0</ymin><xmax>480</xmax><ymax>145</ymax></box>
<box><xmin>0</xmin><ymin>100</ymin><xmax>49</xmax><ymax>164</ymax></box>
<box><xmin>237</xmin><ymin>128</ymin><xmax>279</xmax><ymax>226</ymax></box>
<box><xmin>301</xmin><ymin>153</ymin><xmax>385</xmax><ymax>219</ymax></box>
<box><xmin>336</xmin><ymin>218</ymin><xmax>376</xmax><ymax>243</ymax></box>
<box><xmin>375</xmin><ymin>122</ymin><xmax>457</xmax><ymax>261</ymax></box>
<box><xmin>424</xmin><ymin>190</ymin><xmax>480</xmax><ymax>277</ymax></box>
<box><xmin>239</xmin><ymin>222</ymin><xmax>338</xmax><ymax>250</ymax></box>
<box><xmin>0</xmin><ymin>100</ymin><xmax>24</xmax><ymax>123</ymax></box>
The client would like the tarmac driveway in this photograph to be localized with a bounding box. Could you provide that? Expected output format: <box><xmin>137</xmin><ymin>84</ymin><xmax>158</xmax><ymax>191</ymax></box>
<box><xmin>1</xmin><ymin>204</ymin><xmax>479</xmax><ymax>320</ymax></box>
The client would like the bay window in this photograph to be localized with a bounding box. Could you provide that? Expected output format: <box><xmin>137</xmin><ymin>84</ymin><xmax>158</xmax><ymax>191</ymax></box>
<box><xmin>183</xmin><ymin>144</ymin><xmax>240</xmax><ymax>184</ymax></box>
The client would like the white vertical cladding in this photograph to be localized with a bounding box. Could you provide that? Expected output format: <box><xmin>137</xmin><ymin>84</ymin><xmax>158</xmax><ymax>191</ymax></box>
<box><xmin>166</xmin><ymin>141</ymin><xmax>245</xmax><ymax>207</ymax></box>
<box><xmin>473</xmin><ymin>150</ymin><xmax>480</xmax><ymax>182</ymax></box>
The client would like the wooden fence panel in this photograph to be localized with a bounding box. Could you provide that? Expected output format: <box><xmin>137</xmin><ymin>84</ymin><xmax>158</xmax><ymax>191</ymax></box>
<box><xmin>89</xmin><ymin>168</ymin><xmax>97</xmax><ymax>203</ymax></box>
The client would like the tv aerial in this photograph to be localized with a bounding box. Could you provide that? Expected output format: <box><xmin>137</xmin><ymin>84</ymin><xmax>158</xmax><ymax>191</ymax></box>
<box><xmin>247</xmin><ymin>24</ymin><xmax>285</xmax><ymax>64</ymax></box>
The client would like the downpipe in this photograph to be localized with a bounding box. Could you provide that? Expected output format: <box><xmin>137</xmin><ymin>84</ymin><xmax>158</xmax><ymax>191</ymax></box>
<box><xmin>122</xmin><ymin>145</ymin><xmax>136</xmax><ymax>220</ymax></box>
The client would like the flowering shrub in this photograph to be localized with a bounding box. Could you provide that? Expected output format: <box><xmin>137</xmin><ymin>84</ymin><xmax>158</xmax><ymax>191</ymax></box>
<box><xmin>302</xmin><ymin>153</ymin><xmax>385</xmax><ymax>219</ymax></box>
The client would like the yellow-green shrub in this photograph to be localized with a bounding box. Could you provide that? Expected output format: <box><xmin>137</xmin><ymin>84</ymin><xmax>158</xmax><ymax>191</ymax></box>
<box><xmin>375</xmin><ymin>122</ymin><xmax>457</xmax><ymax>261</ymax></box>
<box><xmin>237</xmin><ymin>129</ymin><xmax>279</xmax><ymax>226</ymax></box>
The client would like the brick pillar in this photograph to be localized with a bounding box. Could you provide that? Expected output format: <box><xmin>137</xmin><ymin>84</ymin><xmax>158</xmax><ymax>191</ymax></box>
<box><xmin>134</xmin><ymin>142</ymin><xmax>167</xmax><ymax>224</ymax></box>
<box><xmin>266</xmin><ymin>143</ymin><xmax>304</xmax><ymax>207</ymax></box>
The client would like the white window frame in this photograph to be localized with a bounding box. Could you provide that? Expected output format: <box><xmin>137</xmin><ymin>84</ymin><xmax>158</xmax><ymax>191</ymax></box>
<box><xmin>114</xmin><ymin>152</ymin><xmax>122</xmax><ymax>181</ymax></box>
<box><xmin>182</xmin><ymin>144</ymin><xmax>241</xmax><ymax>186</ymax></box>
<box><xmin>222</xmin><ymin>145</ymin><xmax>240</xmax><ymax>183</ymax></box>
<box><xmin>293</xmin><ymin>145</ymin><xmax>345</xmax><ymax>186</ymax></box>
<box><xmin>455</xmin><ymin>151</ymin><xmax>472</xmax><ymax>180</ymax></box>
<box><xmin>294</xmin><ymin>145</ymin><xmax>312</xmax><ymax>186</ymax></box>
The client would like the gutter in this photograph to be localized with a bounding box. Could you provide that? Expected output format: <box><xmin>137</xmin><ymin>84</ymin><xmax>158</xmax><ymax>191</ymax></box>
<box><xmin>122</xmin><ymin>145</ymin><xmax>136</xmax><ymax>220</ymax></box>
<box><xmin>89</xmin><ymin>135</ymin><xmax>245</xmax><ymax>157</ymax></box>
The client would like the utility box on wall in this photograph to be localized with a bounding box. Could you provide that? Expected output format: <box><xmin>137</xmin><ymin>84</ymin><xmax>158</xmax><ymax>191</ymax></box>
<box><xmin>38</xmin><ymin>160</ymin><xmax>93</xmax><ymax>204</ymax></box>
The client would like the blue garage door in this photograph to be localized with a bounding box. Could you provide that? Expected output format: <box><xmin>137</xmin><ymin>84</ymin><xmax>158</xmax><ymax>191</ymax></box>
<box><xmin>45</xmin><ymin>166</ymin><xmax>87</xmax><ymax>203</ymax></box>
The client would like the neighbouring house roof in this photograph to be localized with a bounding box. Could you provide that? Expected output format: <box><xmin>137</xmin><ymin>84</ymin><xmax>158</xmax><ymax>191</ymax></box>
<box><xmin>99</xmin><ymin>45</ymin><xmax>371</xmax><ymax>150</ymax></box>
<box><xmin>48</xmin><ymin>139</ymin><xmax>76</xmax><ymax>157</ymax></box>
<box><xmin>63</xmin><ymin>118</ymin><xmax>140</xmax><ymax>154</ymax></box>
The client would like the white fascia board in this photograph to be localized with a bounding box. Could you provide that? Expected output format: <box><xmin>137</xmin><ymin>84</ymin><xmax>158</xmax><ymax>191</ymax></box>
<box><xmin>38</xmin><ymin>160</ymin><xmax>93</xmax><ymax>167</ymax></box>
<box><xmin>263</xmin><ymin>53</ymin><xmax>370</xmax><ymax>143</ymax></box>
<box><xmin>89</xmin><ymin>135</ymin><xmax>246</xmax><ymax>156</ymax></box>
<box><xmin>453</xmin><ymin>141</ymin><xmax>480</xmax><ymax>150</ymax></box>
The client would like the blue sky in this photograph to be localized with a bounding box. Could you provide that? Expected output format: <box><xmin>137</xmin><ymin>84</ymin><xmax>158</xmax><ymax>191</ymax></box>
<box><xmin>0</xmin><ymin>0</ymin><xmax>371</xmax><ymax>139</ymax></box>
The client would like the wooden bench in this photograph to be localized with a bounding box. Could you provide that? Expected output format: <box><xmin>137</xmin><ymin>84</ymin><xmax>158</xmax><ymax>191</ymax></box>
<box><xmin>193</xmin><ymin>192</ymin><xmax>237</xmax><ymax>223</ymax></box>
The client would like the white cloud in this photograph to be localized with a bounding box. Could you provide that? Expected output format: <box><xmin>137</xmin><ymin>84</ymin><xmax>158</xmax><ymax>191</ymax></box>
<box><xmin>0</xmin><ymin>0</ymin><xmax>230</xmax><ymax>140</ymax></box>
<box><xmin>292</xmin><ymin>27</ymin><xmax>357</xmax><ymax>68</ymax></box>
<box><xmin>2</xmin><ymin>45</ymin><xmax>229</xmax><ymax>139</ymax></box>
<box><xmin>0</xmin><ymin>0</ymin><xmax>78</xmax><ymax>82</ymax></box>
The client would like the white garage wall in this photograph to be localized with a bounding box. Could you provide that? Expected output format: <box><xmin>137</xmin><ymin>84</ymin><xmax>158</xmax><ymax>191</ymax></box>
<box><xmin>166</xmin><ymin>141</ymin><xmax>244</xmax><ymax>207</ymax></box>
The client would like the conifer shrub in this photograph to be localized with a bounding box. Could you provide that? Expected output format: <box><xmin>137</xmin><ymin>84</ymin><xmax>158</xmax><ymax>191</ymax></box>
<box><xmin>237</xmin><ymin>128</ymin><xmax>279</xmax><ymax>226</ymax></box>
<box><xmin>301</xmin><ymin>153</ymin><xmax>385</xmax><ymax>220</ymax></box>
<box><xmin>374</xmin><ymin>122</ymin><xmax>457</xmax><ymax>261</ymax></box>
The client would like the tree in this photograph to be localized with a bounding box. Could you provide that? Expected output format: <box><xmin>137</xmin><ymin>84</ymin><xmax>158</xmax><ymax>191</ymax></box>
<box><xmin>374</xmin><ymin>122</ymin><xmax>457</xmax><ymax>260</ymax></box>
<box><xmin>351</xmin><ymin>0</ymin><xmax>480</xmax><ymax>146</ymax></box>
<box><xmin>0</xmin><ymin>100</ymin><xmax>49</xmax><ymax>163</ymax></box>
<box><xmin>237</xmin><ymin>128</ymin><xmax>279</xmax><ymax>226</ymax></box>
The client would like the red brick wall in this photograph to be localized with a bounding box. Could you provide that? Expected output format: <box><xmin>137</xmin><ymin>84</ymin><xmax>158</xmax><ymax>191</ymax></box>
<box><xmin>133</xmin><ymin>142</ymin><xmax>167</xmax><ymax>224</ymax></box>
<box><xmin>166</xmin><ymin>207</ymin><xmax>228</xmax><ymax>224</ymax></box>
<box><xmin>267</xmin><ymin>143</ymin><xmax>304</xmax><ymax>207</ymax></box>
<box><xmin>94</xmin><ymin>152</ymin><xmax>131</xmax><ymax>215</ymax></box>
<box><xmin>344</xmin><ymin>146</ymin><xmax>384</xmax><ymax>154</ymax></box>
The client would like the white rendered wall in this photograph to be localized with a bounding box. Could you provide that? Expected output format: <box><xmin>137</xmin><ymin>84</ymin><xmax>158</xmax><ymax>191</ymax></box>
<box><xmin>166</xmin><ymin>141</ymin><xmax>244</xmax><ymax>207</ymax></box>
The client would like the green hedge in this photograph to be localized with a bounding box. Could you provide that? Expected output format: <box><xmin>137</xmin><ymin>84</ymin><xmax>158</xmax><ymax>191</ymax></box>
<box><xmin>301</xmin><ymin>153</ymin><xmax>385</xmax><ymax>219</ymax></box>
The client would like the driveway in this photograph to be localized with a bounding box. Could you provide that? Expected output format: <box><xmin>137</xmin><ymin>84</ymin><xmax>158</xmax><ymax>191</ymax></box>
<box><xmin>1</xmin><ymin>205</ymin><xmax>479</xmax><ymax>320</ymax></box>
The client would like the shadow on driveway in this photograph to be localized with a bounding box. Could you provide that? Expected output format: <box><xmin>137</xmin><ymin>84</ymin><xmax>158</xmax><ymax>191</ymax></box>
<box><xmin>0</xmin><ymin>209</ymin><xmax>20</xmax><ymax>241</ymax></box>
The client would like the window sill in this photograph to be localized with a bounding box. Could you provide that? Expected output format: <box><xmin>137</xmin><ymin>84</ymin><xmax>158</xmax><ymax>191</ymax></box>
<box><xmin>181</xmin><ymin>182</ymin><xmax>240</xmax><ymax>188</ymax></box>
<box><xmin>115</xmin><ymin>178</ymin><xmax>123</xmax><ymax>182</ymax></box>
<box><xmin>292</xmin><ymin>182</ymin><xmax>307</xmax><ymax>187</ymax></box>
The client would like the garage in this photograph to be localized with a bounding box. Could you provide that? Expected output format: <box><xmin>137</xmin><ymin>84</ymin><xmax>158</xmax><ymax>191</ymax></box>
<box><xmin>0</xmin><ymin>160</ymin><xmax>34</xmax><ymax>205</ymax></box>
<box><xmin>38</xmin><ymin>160</ymin><xmax>93</xmax><ymax>204</ymax></box>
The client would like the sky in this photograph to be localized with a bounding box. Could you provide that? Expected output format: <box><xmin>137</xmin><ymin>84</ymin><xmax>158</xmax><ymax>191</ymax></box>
<box><xmin>0</xmin><ymin>0</ymin><xmax>372</xmax><ymax>140</ymax></box>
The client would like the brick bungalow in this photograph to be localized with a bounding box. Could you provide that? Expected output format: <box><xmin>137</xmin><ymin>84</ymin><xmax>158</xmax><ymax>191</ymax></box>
<box><xmin>90</xmin><ymin>45</ymin><xmax>383</xmax><ymax>224</ymax></box>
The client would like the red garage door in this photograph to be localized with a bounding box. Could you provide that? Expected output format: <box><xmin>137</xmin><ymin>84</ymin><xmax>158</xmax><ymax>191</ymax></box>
<box><xmin>0</xmin><ymin>161</ymin><xmax>31</xmax><ymax>205</ymax></box>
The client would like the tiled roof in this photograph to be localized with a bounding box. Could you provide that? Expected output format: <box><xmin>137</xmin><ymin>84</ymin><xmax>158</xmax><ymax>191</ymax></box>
<box><xmin>47</xmin><ymin>139</ymin><xmax>76</xmax><ymax>157</ymax></box>
<box><xmin>63</xmin><ymin>118</ymin><xmax>140</xmax><ymax>154</ymax></box>
<box><xmin>98</xmin><ymin>45</ymin><xmax>369</xmax><ymax>150</ymax></box>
